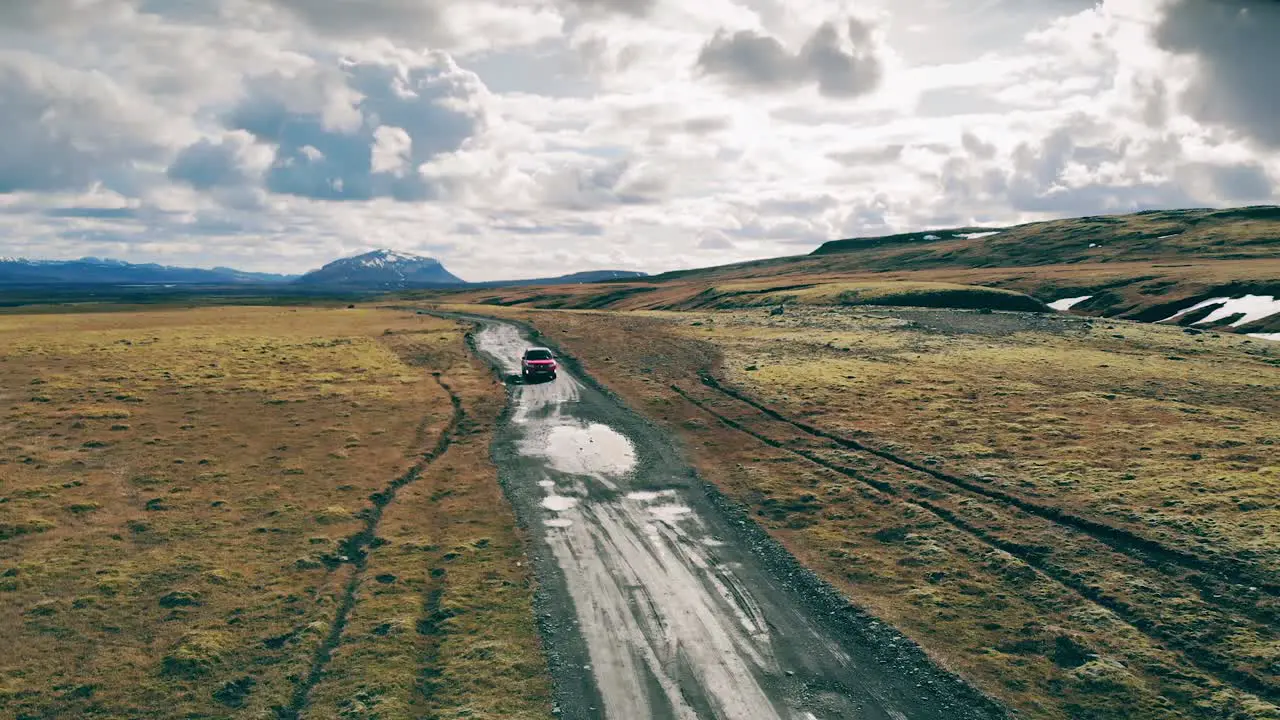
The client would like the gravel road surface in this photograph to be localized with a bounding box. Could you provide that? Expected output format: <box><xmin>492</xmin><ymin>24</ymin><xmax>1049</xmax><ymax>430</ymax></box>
<box><xmin>468</xmin><ymin>317</ymin><xmax>1005</xmax><ymax>720</ymax></box>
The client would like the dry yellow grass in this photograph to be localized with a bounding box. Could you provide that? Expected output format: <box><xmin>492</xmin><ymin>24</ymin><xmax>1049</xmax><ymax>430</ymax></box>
<box><xmin>706</xmin><ymin>280</ymin><xmax>1044</xmax><ymax>311</ymax></box>
<box><xmin>704</xmin><ymin>312</ymin><xmax>1280</xmax><ymax>574</ymax></box>
<box><xmin>0</xmin><ymin>306</ymin><xmax>551</xmax><ymax>719</ymax></box>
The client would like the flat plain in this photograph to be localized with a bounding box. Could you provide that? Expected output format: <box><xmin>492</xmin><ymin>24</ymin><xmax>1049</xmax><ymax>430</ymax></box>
<box><xmin>4</xmin><ymin>294</ymin><xmax>1276</xmax><ymax>720</ymax></box>
<box><xmin>457</xmin><ymin>303</ymin><xmax>1280</xmax><ymax>720</ymax></box>
<box><xmin>0</xmin><ymin>306</ymin><xmax>551</xmax><ymax>719</ymax></box>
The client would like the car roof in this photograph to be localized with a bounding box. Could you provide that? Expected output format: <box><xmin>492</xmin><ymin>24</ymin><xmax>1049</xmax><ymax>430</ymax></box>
<box><xmin>524</xmin><ymin>347</ymin><xmax>552</xmax><ymax>353</ymax></box>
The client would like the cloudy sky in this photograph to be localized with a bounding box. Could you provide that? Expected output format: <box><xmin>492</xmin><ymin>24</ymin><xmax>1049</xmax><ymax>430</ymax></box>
<box><xmin>0</xmin><ymin>0</ymin><xmax>1276</xmax><ymax>280</ymax></box>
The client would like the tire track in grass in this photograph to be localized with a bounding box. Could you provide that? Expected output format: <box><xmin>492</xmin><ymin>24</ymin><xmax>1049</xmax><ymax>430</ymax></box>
<box><xmin>698</xmin><ymin>373</ymin><xmax>1280</xmax><ymax>602</ymax></box>
<box><xmin>671</xmin><ymin>383</ymin><xmax>1280</xmax><ymax>707</ymax></box>
<box><xmin>415</xmin><ymin>584</ymin><xmax>448</xmax><ymax>703</ymax></box>
<box><xmin>694</xmin><ymin>372</ymin><xmax>1280</xmax><ymax>649</ymax></box>
<box><xmin>276</xmin><ymin>374</ymin><xmax>463</xmax><ymax>720</ymax></box>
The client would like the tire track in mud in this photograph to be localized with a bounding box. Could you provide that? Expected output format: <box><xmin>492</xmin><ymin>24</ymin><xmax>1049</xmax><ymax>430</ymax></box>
<box><xmin>698</xmin><ymin>373</ymin><xmax>1280</xmax><ymax>603</ymax></box>
<box><xmin>672</xmin><ymin>381</ymin><xmax>1280</xmax><ymax>706</ymax></box>
<box><xmin>277</xmin><ymin>374</ymin><xmax>463</xmax><ymax>720</ymax></box>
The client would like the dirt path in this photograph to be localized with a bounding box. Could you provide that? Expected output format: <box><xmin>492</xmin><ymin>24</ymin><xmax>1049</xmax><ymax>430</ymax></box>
<box><xmin>467</xmin><ymin>317</ymin><xmax>1006</xmax><ymax>720</ymax></box>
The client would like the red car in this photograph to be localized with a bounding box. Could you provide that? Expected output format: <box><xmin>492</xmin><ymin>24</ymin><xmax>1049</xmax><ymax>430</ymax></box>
<box><xmin>521</xmin><ymin>347</ymin><xmax>557</xmax><ymax>381</ymax></box>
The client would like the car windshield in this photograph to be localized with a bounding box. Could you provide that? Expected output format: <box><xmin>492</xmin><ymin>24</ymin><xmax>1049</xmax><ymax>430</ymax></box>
<box><xmin>525</xmin><ymin>349</ymin><xmax>552</xmax><ymax>360</ymax></box>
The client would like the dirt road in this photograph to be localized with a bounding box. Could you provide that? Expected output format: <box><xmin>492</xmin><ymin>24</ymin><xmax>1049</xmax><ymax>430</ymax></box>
<box><xmin>468</xmin><ymin>318</ymin><xmax>1005</xmax><ymax>720</ymax></box>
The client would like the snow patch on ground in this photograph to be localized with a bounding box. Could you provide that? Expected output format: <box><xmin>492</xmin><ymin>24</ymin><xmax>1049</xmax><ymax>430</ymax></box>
<box><xmin>356</xmin><ymin>249</ymin><xmax>430</xmax><ymax>268</ymax></box>
<box><xmin>1247</xmin><ymin>333</ymin><xmax>1280</xmax><ymax>342</ymax></box>
<box><xmin>923</xmin><ymin>234</ymin><xmax>940</xmax><ymax>240</ymax></box>
<box><xmin>1161</xmin><ymin>295</ymin><xmax>1280</xmax><ymax>327</ymax></box>
<box><xmin>957</xmin><ymin>231</ymin><xmax>1002</xmax><ymax>239</ymax></box>
<box><xmin>1049</xmin><ymin>295</ymin><xmax>1092</xmax><ymax>311</ymax></box>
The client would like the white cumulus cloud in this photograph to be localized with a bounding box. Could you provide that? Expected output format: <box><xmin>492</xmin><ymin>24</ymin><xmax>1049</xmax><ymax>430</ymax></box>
<box><xmin>0</xmin><ymin>0</ymin><xmax>1275</xmax><ymax>281</ymax></box>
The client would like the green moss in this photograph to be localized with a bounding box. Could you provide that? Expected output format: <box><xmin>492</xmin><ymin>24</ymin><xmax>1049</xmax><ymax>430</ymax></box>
<box><xmin>161</xmin><ymin>631</ymin><xmax>232</xmax><ymax>678</ymax></box>
<box><xmin>0</xmin><ymin>517</ymin><xmax>56</xmax><ymax>540</ymax></box>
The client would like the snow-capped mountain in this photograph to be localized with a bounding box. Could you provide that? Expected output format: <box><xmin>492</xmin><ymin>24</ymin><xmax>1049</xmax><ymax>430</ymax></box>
<box><xmin>294</xmin><ymin>249</ymin><xmax>466</xmax><ymax>289</ymax></box>
<box><xmin>0</xmin><ymin>256</ymin><xmax>296</xmax><ymax>285</ymax></box>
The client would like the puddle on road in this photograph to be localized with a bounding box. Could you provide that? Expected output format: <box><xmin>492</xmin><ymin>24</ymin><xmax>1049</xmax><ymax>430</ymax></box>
<box><xmin>542</xmin><ymin>494</ymin><xmax>579</xmax><ymax>512</ymax></box>
<box><xmin>625</xmin><ymin>489</ymin><xmax>692</xmax><ymax>527</ymax></box>
<box><xmin>624</xmin><ymin>490</ymin><xmax>676</xmax><ymax>502</ymax></box>
<box><xmin>540</xmin><ymin>421</ymin><xmax>636</xmax><ymax>477</ymax></box>
<box><xmin>648</xmin><ymin>504</ymin><xmax>692</xmax><ymax>525</ymax></box>
<box><xmin>474</xmin><ymin>323</ymin><xmax>526</xmax><ymax>374</ymax></box>
<box><xmin>521</xmin><ymin>419</ymin><xmax>637</xmax><ymax>480</ymax></box>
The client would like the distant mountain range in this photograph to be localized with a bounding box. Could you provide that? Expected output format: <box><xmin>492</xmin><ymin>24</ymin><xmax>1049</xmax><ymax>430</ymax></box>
<box><xmin>0</xmin><ymin>250</ymin><xmax>646</xmax><ymax>291</ymax></box>
<box><xmin>0</xmin><ymin>256</ymin><xmax>297</xmax><ymax>286</ymax></box>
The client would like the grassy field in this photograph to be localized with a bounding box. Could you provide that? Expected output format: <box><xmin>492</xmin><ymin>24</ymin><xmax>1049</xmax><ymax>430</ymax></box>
<box><xmin>680</xmin><ymin>280</ymin><xmax>1047</xmax><ymax>312</ymax></box>
<box><xmin>452</xmin><ymin>303</ymin><xmax>1280</xmax><ymax>720</ymax></box>
<box><xmin>410</xmin><ymin>277</ymin><xmax>1051</xmax><ymax>313</ymax></box>
<box><xmin>0</xmin><ymin>306</ymin><xmax>551</xmax><ymax>719</ymax></box>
